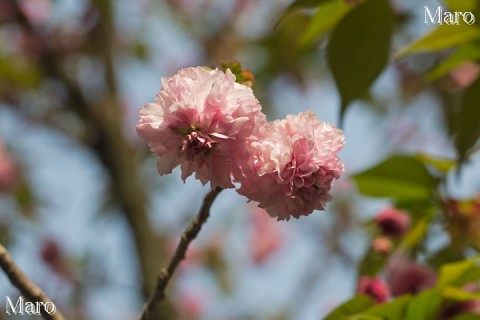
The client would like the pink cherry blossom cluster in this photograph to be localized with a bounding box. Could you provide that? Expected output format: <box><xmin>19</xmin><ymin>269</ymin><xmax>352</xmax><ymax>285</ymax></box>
<box><xmin>137</xmin><ymin>66</ymin><xmax>345</xmax><ymax>220</ymax></box>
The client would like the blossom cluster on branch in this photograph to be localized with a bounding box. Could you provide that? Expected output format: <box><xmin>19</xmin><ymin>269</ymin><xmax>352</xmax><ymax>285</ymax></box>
<box><xmin>136</xmin><ymin>66</ymin><xmax>345</xmax><ymax>220</ymax></box>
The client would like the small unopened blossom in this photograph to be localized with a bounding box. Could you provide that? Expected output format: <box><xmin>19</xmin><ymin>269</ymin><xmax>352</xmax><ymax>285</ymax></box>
<box><xmin>237</xmin><ymin>110</ymin><xmax>345</xmax><ymax>220</ymax></box>
<box><xmin>372</xmin><ymin>236</ymin><xmax>392</xmax><ymax>255</ymax></box>
<box><xmin>357</xmin><ymin>276</ymin><xmax>390</xmax><ymax>304</ymax></box>
<box><xmin>137</xmin><ymin>67</ymin><xmax>264</xmax><ymax>189</ymax></box>
<box><xmin>374</xmin><ymin>207</ymin><xmax>410</xmax><ymax>238</ymax></box>
<box><xmin>387</xmin><ymin>259</ymin><xmax>436</xmax><ymax>296</ymax></box>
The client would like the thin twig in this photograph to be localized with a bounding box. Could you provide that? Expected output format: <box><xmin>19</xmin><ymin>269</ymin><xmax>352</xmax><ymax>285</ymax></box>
<box><xmin>139</xmin><ymin>187</ymin><xmax>223</xmax><ymax>320</ymax></box>
<box><xmin>0</xmin><ymin>243</ymin><xmax>66</xmax><ymax>320</ymax></box>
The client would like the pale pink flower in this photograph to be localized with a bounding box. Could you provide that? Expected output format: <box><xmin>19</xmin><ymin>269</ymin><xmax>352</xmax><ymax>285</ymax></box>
<box><xmin>136</xmin><ymin>67</ymin><xmax>264</xmax><ymax>189</ymax></box>
<box><xmin>237</xmin><ymin>110</ymin><xmax>345</xmax><ymax>220</ymax></box>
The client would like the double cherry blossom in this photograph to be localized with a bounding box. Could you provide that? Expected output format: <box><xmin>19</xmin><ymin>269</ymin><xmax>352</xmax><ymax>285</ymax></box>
<box><xmin>137</xmin><ymin>66</ymin><xmax>345</xmax><ymax>220</ymax></box>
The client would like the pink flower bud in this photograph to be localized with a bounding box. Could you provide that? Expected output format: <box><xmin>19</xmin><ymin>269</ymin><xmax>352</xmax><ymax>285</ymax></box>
<box><xmin>372</xmin><ymin>236</ymin><xmax>392</xmax><ymax>255</ymax></box>
<box><xmin>357</xmin><ymin>276</ymin><xmax>390</xmax><ymax>303</ymax></box>
<box><xmin>374</xmin><ymin>207</ymin><xmax>410</xmax><ymax>238</ymax></box>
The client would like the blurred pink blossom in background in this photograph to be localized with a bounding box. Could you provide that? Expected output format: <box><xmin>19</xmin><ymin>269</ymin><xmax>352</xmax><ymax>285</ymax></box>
<box><xmin>387</xmin><ymin>258</ymin><xmax>436</xmax><ymax>296</ymax></box>
<box><xmin>0</xmin><ymin>142</ymin><xmax>18</xmax><ymax>192</ymax></box>
<box><xmin>249</xmin><ymin>205</ymin><xmax>283</xmax><ymax>264</ymax></box>
<box><xmin>374</xmin><ymin>207</ymin><xmax>410</xmax><ymax>238</ymax></box>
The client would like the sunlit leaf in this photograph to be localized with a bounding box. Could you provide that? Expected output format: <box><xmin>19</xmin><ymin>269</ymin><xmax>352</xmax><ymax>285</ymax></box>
<box><xmin>324</xmin><ymin>295</ymin><xmax>375</xmax><ymax>320</ymax></box>
<box><xmin>398</xmin><ymin>218</ymin><xmax>430</xmax><ymax>251</ymax></box>
<box><xmin>327</xmin><ymin>0</ymin><xmax>394</xmax><ymax>122</ymax></box>
<box><xmin>443</xmin><ymin>286</ymin><xmax>480</xmax><ymax>301</ymax></box>
<box><xmin>405</xmin><ymin>289</ymin><xmax>442</xmax><ymax>320</ymax></box>
<box><xmin>416</xmin><ymin>153</ymin><xmax>457</xmax><ymax>173</ymax></box>
<box><xmin>352</xmin><ymin>155</ymin><xmax>439</xmax><ymax>201</ymax></box>
<box><xmin>437</xmin><ymin>257</ymin><xmax>480</xmax><ymax>289</ymax></box>
<box><xmin>361</xmin><ymin>296</ymin><xmax>411</xmax><ymax>320</ymax></box>
<box><xmin>298</xmin><ymin>0</ymin><xmax>354</xmax><ymax>50</ymax></box>
<box><xmin>396</xmin><ymin>24</ymin><xmax>480</xmax><ymax>58</ymax></box>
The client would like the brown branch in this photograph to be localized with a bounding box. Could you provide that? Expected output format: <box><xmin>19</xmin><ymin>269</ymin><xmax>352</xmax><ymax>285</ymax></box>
<box><xmin>0</xmin><ymin>243</ymin><xmax>66</xmax><ymax>320</ymax></box>
<box><xmin>139</xmin><ymin>187</ymin><xmax>223</xmax><ymax>320</ymax></box>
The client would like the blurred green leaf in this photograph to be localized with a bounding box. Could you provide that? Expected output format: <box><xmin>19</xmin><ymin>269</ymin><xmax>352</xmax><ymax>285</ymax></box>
<box><xmin>298</xmin><ymin>0</ymin><xmax>354</xmax><ymax>50</ymax></box>
<box><xmin>437</xmin><ymin>257</ymin><xmax>480</xmax><ymax>289</ymax></box>
<box><xmin>416</xmin><ymin>153</ymin><xmax>457</xmax><ymax>173</ymax></box>
<box><xmin>361</xmin><ymin>295</ymin><xmax>411</xmax><ymax>320</ymax></box>
<box><xmin>448</xmin><ymin>77</ymin><xmax>480</xmax><ymax>163</ymax></box>
<box><xmin>327</xmin><ymin>0</ymin><xmax>394</xmax><ymax>122</ymax></box>
<box><xmin>324</xmin><ymin>295</ymin><xmax>375</xmax><ymax>320</ymax></box>
<box><xmin>427</xmin><ymin>43</ymin><xmax>480</xmax><ymax>81</ymax></box>
<box><xmin>443</xmin><ymin>286</ymin><xmax>480</xmax><ymax>301</ymax></box>
<box><xmin>359</xmin><ymin>246</ymin><xmax>389</xmax><ymax>277</ymax></box>
<box><xmin>398</xmin><ymin>218</ymin><xmax>430</xmax><ymax>251</ymax></box>
<box><xmin>396</xmin><ymin>25</ymin><xmax>480</xmax><ymax>58</ymax></box>
<box><xmin>352</xmin><ymin>155</ymin><xmax>439</xmax><ymax>201</ymax></box>
<box><xmin>0</xmin><ymin>56</ymin><xmax>42</xmax><ymax>89</ymax></box>
<box><xmin>14</xmin><ymin>181</ymin><xmax>36</xmax><ymax>219</ymax></box>
<box><xmin>405</xmin><ymin>289</ymin><xmax>442</xmax><ymax>320</ymax></box>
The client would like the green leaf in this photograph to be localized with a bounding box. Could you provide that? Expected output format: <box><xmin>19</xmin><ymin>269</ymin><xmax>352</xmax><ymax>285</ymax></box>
<box><xmin>398</xmin><ymin>218</ymin><xmax>430</xmax><ymax>251</ymax></box>
<box><xmin>361</xmin><ymin>296</ymin><xmax>411</xmax><ymax>320</ymax></box>
<box><xmin>449</xmin><ymin>77</ymin><xmax>480</xmax><ymax>163</ymax></box>
<box><xmin>427</xmin><ymin>43</ymin><xmax>480</xmax><ymax>81</ymax></box>
<box><xmin>324</xmin><ymin>295</ymin><xmax>375</xmax><ymax>320</ymax></box>
<box><xmin>416</xmin><ymin>153</ymin><xmax>457</xmax><ymax>173</ymax></box>
<box><xmin>396</xmin><ymin>24</ymin><xmax>480</xmax><ymax>58</ymax></box>
<box><xmin>358</xmin><ymin>246</ymin><xmax>389</xmax><ymax>277</ymax></box>
<box><xmin>298</xmin><ymin>0</ymin><xmax>354</xmax><ymax>50</ymax></box>
<box><xmin>277</xmin><ymin>0</ymin><xmax>333</xmax><ymax>27</ymax></box>
<box><xmin>352</xmin><ymin>155</ymin><xmax>439</xmax><ymax>201</ymax></box>
<box><xmin>443</xmin><ymin>286</ymin><xmax>480</xmax><ymax>301</ymax></box>
<box><xmin>437</xmin><ymin>257</ymin><xmax>480</xmax><ymax>289</ymax></box>
<box><xmin>327</xmin><ymin>0</ymin><xmax>394</xmax><ymax>122</ymax></box>
<box><xmin>405</xmin><ymin>289</ymin><xmax>442</xmax><ymax>320</ymax></box>
<box><xmin>444</xmin><ymin>0</ymin><xmax>477</xmax><ymax>12</ymax></box>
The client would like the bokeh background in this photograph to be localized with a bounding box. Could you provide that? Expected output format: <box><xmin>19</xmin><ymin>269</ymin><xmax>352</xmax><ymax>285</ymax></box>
<box><xmin>1</xmin><ymin>0</ymin><xmax>480</xmax><ymax>319</ymax></box>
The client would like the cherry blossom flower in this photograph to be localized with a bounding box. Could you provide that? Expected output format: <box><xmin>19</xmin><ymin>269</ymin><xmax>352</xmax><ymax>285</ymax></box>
<box><xmin>237</xmin><ymin>110</ymin><xmax>345</xmax><ymax>220</ymax></box>
<box><xmin>137</xmin><ymin>67</ymin><xmax>264</xmax><ymax>189</ymax></box>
